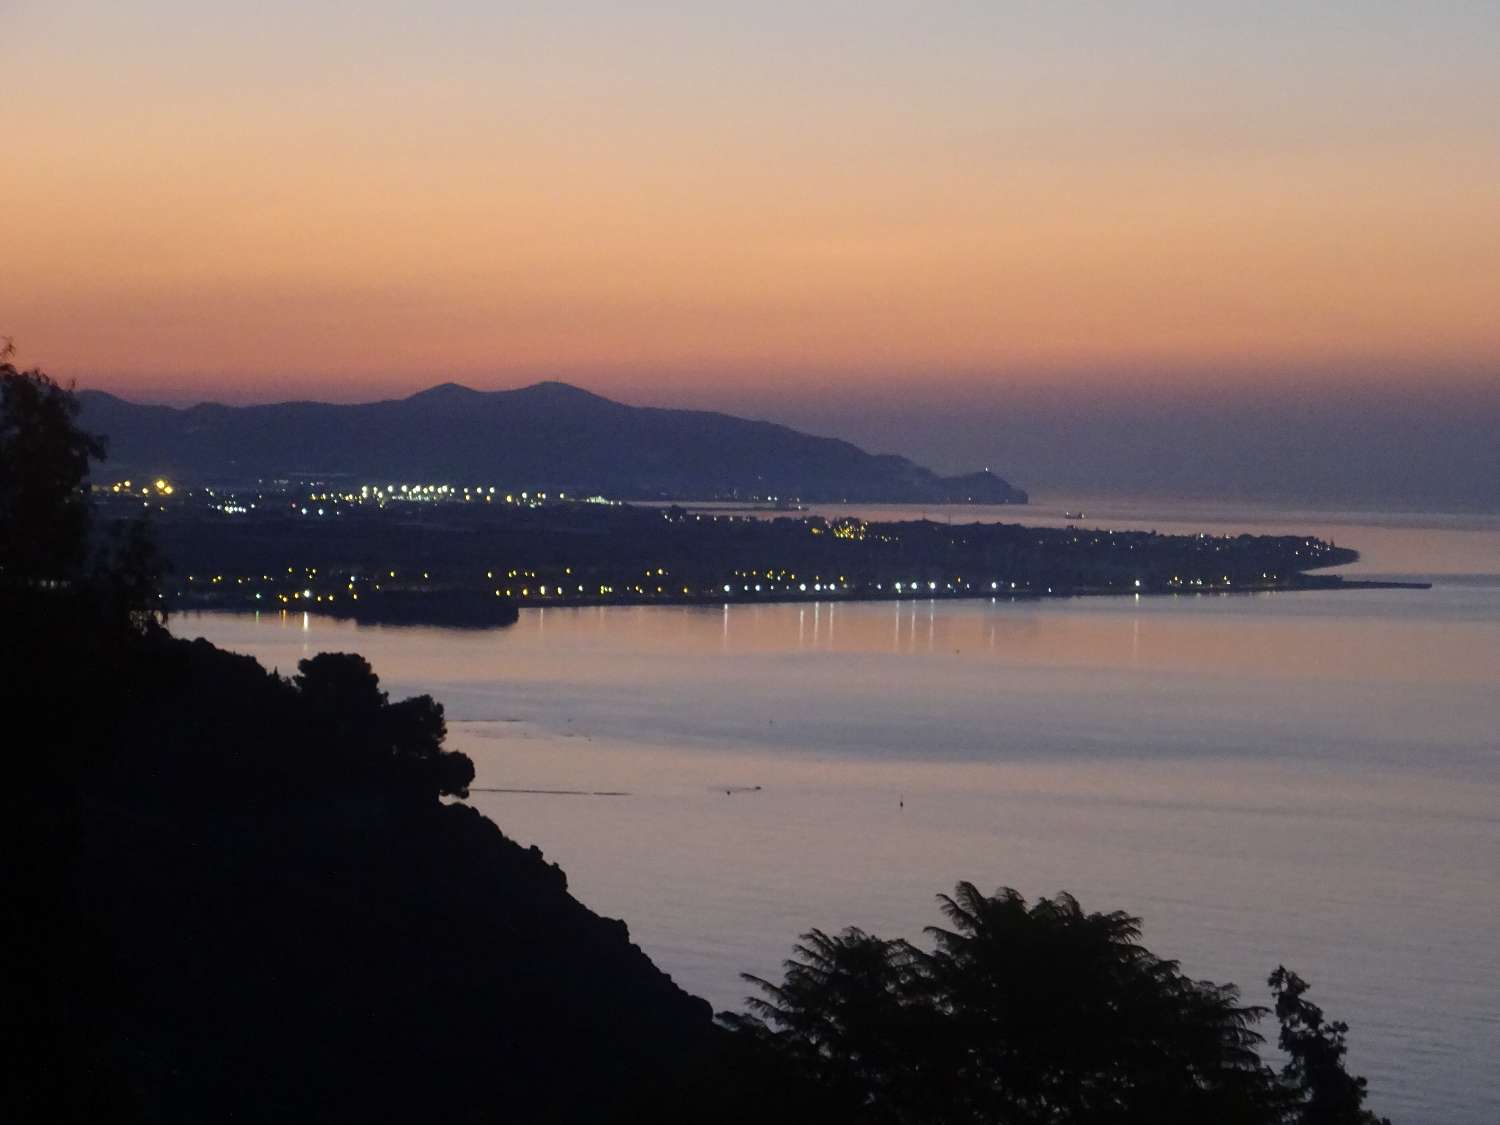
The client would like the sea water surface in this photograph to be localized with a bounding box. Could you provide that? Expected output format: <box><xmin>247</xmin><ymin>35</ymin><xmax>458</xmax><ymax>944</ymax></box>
<box><xmin>178</xmin><ymin>499</ymin><xmax>1500</xmax><ymax>1124</ymax></box>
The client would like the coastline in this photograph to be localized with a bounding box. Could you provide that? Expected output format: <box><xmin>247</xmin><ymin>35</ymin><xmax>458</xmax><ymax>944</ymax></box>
<box><xmin>171</xmin><ymin>572</ymin><xmax>1430</xmax><ymax>629</ymax></box>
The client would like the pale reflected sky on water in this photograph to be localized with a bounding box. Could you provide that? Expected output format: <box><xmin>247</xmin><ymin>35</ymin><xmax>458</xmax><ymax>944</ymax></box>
<box><xmin>179</xmin><ymin>501</ymin><xmax>1500</xmax><ymax>1125</ymax></box>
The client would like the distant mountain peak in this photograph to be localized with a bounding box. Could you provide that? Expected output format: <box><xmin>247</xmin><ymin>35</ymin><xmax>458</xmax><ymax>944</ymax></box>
<box><xmin>513</xmin><ymin>380</ymin><xmax>613</xmax><ymax>404</ymax></box>
<box><xmin>405</xmin><ymin>382</ymin><xmax>482</xmax><ymax>402</ymax></box>
<box><xmin>405</xmin><ymin>380</ymin><xmax>615</xmax><ymax>407</ymax></box>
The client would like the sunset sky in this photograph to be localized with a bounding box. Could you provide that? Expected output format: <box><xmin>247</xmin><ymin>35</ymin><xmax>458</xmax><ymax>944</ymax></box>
<box><xmin>4</xmin><ymin>2</ymin><xmax>1498</xmax><ymax>505</ymax></box>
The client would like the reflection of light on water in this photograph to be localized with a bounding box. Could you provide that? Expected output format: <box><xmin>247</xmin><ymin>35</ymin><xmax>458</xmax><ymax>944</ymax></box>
<box><xmin>172</xmin><ymin>547</ymin><xmax>1500</xmax><ymax>1125</ymax></box>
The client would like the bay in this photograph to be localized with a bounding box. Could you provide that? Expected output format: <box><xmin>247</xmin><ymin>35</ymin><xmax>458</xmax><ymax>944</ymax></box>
<box><xmin>176</xmin><ymin>498</ymin><xmax>1500</xmax><ymax>1124</ymax></box>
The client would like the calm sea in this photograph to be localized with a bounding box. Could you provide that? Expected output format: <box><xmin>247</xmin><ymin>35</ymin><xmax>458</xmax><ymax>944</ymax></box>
<box><xmin>178</xmin><ymin>497</ymin><xmax>1500</xmax><ymax>1124</ymax></box>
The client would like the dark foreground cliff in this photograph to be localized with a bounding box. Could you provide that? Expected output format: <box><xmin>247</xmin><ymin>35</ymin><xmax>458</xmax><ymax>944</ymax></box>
<box><xmin>4</xmin><ymin>595</ymin><xmax>722</xmax><ymax>1125</ymax></box>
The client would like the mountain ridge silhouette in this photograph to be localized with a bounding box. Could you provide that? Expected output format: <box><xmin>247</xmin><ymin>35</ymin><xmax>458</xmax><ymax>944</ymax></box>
<box><xmin>78</xmin><ymin>381</ymin><xmax>1028</xmax><ymax>502</ymax></box>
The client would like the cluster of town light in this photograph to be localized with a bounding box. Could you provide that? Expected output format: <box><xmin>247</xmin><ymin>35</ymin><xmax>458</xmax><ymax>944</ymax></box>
<box><xmin>173</xmin><ymin>563</ymin><xmax>1277</xmax><ymax>613</ymax></box>
<box><xmin>127</xmin><ymin>483</ymin><xmax>628</xmax><ymax>517</ymax></box>
<box><xmin>354</xmin><ymin>484</ymin><xmax>579</xmax><ymax>506</ymax></box>
<box><xmin>829</xmin><ymin>519</ymin><xmax>868</xmax><ymax>541</ymax></box>
<box><xmin>105</xmin><ymin>478</ymin><xmax>175</xmax><ymax>496</ymax></box>
<box><xmin>153</xmin><ymin>488</ymin><xmax>1301</xmax><ymax>610</ymax></box>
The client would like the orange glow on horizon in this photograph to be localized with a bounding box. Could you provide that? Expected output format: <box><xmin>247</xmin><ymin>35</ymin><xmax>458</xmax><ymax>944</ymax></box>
<box><xmin>4</xmin><ymin>3</ymin><xmax>1498</xmax><ymax>403</ymax></box>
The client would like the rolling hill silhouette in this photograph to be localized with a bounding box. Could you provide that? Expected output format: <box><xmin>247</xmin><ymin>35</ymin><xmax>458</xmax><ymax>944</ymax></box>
<box><xmin>78</xmin><ymin>381</ymin><xmax>1027</xmax><ymax>503</ymax></box>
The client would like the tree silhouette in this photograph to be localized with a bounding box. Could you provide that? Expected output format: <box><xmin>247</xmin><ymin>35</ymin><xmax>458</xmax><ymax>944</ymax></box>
<box><xmin>292</xmin><ymin>652</ymin><xmax>473</xmax><ymax>800</ymax></box>
<box><xmin>1</xmin><ymin>343</ymin><xmax>165</xmax><ymax>631</ymax></box>
<box><xmin>918</xmin><ymin>884</ymin><xmax>1279</xmax><ymax>1124</ymax></box>
<box><xmin>1270</xmin><ymin>967</ymin><xmax>1391</xmax><ymax>1125</ymax></box>
<box><xmin>723</xmin><ymin>927</ymin><xmax>939</xmax><ymax>1120</ymax></box>
<box><xmin>0</xmin><ymin>342</ymin><xmax>106</xmax><ymax>588</ymax></box>
<box><xmin>723</xmin><ymin>884</ymin><xmax>1395</xmax><ymax>1124</ymax></box>
<box><xmin>295</xmin><ymin>651</ymin><xmax>389</xmax><ymax>722</ymax></box>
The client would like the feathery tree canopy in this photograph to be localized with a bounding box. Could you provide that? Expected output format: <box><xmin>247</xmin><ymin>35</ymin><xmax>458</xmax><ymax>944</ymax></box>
<box><xmin>724</xmin><ymin>883</ymin><xmax>1387</xmax><ymax>1125</ymax></box>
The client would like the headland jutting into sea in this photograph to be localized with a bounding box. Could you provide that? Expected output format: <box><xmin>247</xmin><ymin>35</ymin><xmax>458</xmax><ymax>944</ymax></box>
<box><xmin>98</xmin><ymin>479</ymin><xmax>1427</xmax><ymax>627</ymax></box>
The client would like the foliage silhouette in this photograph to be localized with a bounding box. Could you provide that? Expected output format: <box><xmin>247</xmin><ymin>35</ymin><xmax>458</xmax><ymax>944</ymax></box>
<box><xmin>725</xmin><ymin>884</ymin><xmax>1389</xmax><ymax>1124</ymax></box>
<box><xmin>292</xmin><ymin>651</ymin><xmax>474</xmax><ymax>801</ymax></box>
<box><xmin>724</xmin><ymin>927</ymin><xmax>939</xmax><ymax>1119</ymax></box>
<box><xmin>0</xmin><ymin>343</ymin><xmax>105</xmax><ymax>586</ymax></box>
<box><xmin>1</xmin><ymin>343</ymin><xmax>165</xmax><ymax>629</ymax></box>
<box><xmin>1271</xmin><ymin>967</ymin><xmax>1392</xmax><ymax>1125</ymax></box>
